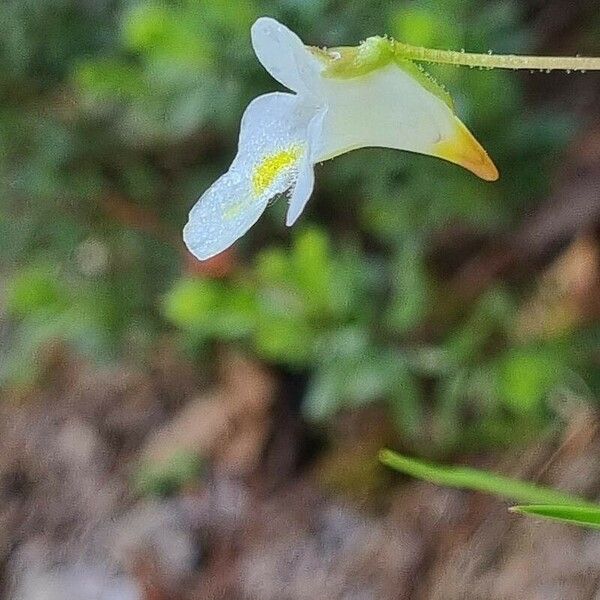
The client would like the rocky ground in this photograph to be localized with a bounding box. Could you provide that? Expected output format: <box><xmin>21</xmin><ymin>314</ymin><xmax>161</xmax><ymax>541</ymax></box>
<box><xmin>2</xmin><ymin>344</ymin><xmax>600</xmax><ymax>600</ymax></box>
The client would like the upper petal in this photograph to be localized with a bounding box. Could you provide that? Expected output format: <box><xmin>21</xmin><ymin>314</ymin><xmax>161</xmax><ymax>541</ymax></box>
<box><xmin>184</xmin><ymin>92</ymin><xmax>317</xmax><ymax>260</ymax></box>
<box><xmin>251</xmin><ymin>17</ymin><xmax>323</xmax><ymax>97</ymax></box>
<box><xmin>315</xmin><ymin>62</ymin><xmax>498</xmax><ymax>181</ymax></box>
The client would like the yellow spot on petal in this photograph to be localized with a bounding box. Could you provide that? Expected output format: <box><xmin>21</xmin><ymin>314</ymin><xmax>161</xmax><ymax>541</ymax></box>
<box><xmin>252</xmin><ymin>145</ymin><xmax>303</xmax><ymax>196</ymax></box>
<box><xmin>433</xmin><ymin>119</ymin><xmax>499</xmax><ymax>181</ymax></box>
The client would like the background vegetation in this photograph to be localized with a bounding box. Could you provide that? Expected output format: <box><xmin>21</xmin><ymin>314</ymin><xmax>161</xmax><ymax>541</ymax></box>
<box><xmin>3</xmin><ymin>0</ymin><xmax>598</xmax><ymax>453</ymax></box>
<box><xmin>2</xmin><ymin>1</ymin><xmax>600</xmax><ymax>598</ymax></box>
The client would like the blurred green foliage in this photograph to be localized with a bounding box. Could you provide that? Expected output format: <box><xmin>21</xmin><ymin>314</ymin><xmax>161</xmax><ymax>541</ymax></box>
<box><xmin>134</xmin><ymin>450</ymin><xmax>203</xmax><ymax>497</ymax></box>
<box><xmin>1</xmin><ymin>0</ymin><xmax>598</xmax><ymax>452</ymax></box>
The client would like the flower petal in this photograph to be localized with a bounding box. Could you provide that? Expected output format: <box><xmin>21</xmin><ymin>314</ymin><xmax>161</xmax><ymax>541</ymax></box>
<box><xmin>285</xmin><ymin>158</ymin><xmax>315</xmax><ymax>227</ymax></box>
<box><xmin>285</xmin><ymin>109</ymin><xmax>325</xmax><ymax>226</ymax></box>
<box><xmin>315</xmin><ymin>63</ymin><xmax>498</xmax><ymax>180</ymax></box>
<box><xmin>184</xmin><ymin>92</ymin><xmax>316</xmax><ymax>260</ymax></box>
<box><xmin>251</xmin><ymin>17</ymin><xmax>323</xmax><ymax>97</ymax></box>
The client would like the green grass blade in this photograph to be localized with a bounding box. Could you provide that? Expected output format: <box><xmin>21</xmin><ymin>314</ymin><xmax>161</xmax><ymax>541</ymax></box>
<box><xmin>379</xmin><ymin>449</ymin><xmax>595</xmax><ymax>507</ymax></box>
<box><xmin>510</xmin><ymin>504</ymin><xmax>600</xmax><ymax>529</ymax></box>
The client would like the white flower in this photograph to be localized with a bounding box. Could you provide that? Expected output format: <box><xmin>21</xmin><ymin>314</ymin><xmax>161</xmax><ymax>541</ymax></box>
<box><xmin>184</xmin><ymin>17</ymin><xmax>498</xmax><ymax>260</ymax></box>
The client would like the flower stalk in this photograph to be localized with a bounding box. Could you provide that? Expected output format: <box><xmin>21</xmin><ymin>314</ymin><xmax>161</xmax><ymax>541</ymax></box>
<box><xmin>391</xmin><ymin>41</ymin><xmax>600</xmax><ymax>72</ymax></box>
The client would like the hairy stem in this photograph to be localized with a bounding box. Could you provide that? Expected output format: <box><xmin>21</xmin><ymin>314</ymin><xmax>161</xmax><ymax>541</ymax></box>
<box><xmin>392</xmin><ymin>42</ymin><xmax>600</xmax><ymax>72</ymax></box>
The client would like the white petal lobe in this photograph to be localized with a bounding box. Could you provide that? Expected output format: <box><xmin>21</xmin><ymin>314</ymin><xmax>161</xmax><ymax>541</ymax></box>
<box><xmin>251</xmin><ymin>17</ymin><xmax>323</xmax><ymax>97</ymax></box>
<box><xmin>286</xmin><ymin>159</ymin><xmax>315</xmax><ymax>226</ymax></box>
<box><xmin>184</xmin><ymin>92</ymin><xmax>317</xmax><ymax>260</ymax></box>
<box><xmin>285</xmin><ymin>109</ymin><xmax>325</xmax><ymax>226</ymax></box>
<box><xmin>183</xmin><ymin>169</ymin><xmax>267</xmax><ymax>261</ymax></box>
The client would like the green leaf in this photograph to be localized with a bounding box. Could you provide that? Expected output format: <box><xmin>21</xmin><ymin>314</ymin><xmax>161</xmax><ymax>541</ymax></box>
<box><xmin>75</xmin><ymin>58</ymin><xmax>146</xmax><ymax>101</ymax></box>
<box><xmin>303</xmin><ymin>366</ymin><xmax>344</xmax><ymax>421</ymax></box>
<box><xmin>292</xmin><ymin>227</ymin><xmax>331</xmax><ymax>312</ymax></box>
<box><xmin>388</xmin><ymin>361</ymin><xmax>423</xmax><ymax>438</ymax></box>
<box><xmin>389</xmin><ymin>6</ymin><xmax>462</xmax><ymax>50</ymax></box>
<box><xmin>379</xmin><ymin>449</ymin><xmax>595</xmax><ymax>506</ymax></box>
<box><xmin>134</xmin><ymin>450</ymin><xmax>203</xmax><ymax>498</ymax></box>
<box><xmin>6</xmin><ymin>263</ymin><xmax>68</xmax><ymax>317</ymax></box>
<box><xmin>385</xmin><ymin>238</ymin><xmax>429</xmax><ymax>333</ymax></box>
<box><xmin>162</xmin><ymin>278</ymin><xmax>222</xmax><ymax>330</ymax></box>
<box><xmin>253</xmin><ymin>314</ymin><xmax>314</xmax><ymax>365</ymax></box>
<box><xmin>122</xmin><ymin>4</ymin><xmax>210</xmax><ymax>67</ymax></box>
<box><xmin>498</xmin><ymin>347</ymin><xmax>563</xmax><ymax>413</ymax></box>
<box><xmin>510</xmin><ymin>504</ymin><xmax>600</xmax><ymax>529</ymax></box>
